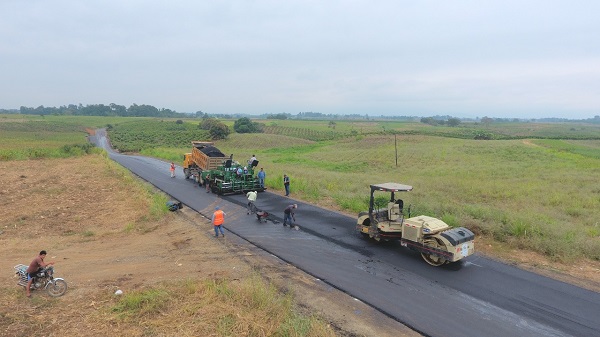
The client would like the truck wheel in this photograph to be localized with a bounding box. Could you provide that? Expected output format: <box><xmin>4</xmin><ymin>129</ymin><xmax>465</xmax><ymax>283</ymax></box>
<box><xmin>184</xmin><ymin>168</ymin><xmax>190</xmax><ymax>179</ymax></box>
<box><xmin>421</xmin><ymin>237</ymin><xmax>447</xmax><ymax>266</ymax></box>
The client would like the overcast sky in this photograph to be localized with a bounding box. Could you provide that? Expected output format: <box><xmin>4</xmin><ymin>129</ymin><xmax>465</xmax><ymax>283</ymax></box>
<box><xmin>1</xmin><ymin>1</ymin><xmax>599</xmax><ymax>119</ymax></box>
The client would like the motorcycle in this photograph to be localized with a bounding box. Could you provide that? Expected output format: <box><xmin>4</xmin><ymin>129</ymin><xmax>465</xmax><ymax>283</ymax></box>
<box><xmin>14</xmin><ymin>264</ymin><xmax>68</xmax><ymax>297</ymax></box>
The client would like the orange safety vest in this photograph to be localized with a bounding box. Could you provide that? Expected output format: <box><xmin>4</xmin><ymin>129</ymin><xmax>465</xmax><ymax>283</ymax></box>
<box><xmin>213</xmin><ymin>210</ymin><xmax>224</xmax><ymax>225</ymax></box>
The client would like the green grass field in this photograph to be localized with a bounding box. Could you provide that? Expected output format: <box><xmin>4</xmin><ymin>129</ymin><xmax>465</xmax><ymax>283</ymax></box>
<box><xmin>0</xmin><ymin>116</ymin><xmax>104</xmax><ymax>160</ymax></box>
<box><xmin>2</xmin><ymin>114</ymin><xmax>599</xmax><ymax>262</ymax></box>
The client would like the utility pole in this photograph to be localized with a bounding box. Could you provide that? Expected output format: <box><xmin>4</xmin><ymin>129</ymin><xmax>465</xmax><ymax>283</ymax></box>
<box><xmin>395</xmin><ymin>134</ymin><xmax>398</xmax><ymax>167</ymax></box>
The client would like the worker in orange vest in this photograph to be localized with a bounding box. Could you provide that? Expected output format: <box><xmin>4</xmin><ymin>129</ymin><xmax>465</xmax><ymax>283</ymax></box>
<box><xmin>212</xmin><ymin>206</ymin><xmax>225</xmax><ymax>237</ymax></box>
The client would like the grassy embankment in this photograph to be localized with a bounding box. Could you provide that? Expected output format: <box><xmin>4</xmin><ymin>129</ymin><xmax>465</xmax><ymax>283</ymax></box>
<box><xmin>0</xmin><ymin>114</ymin><xmax>337</xmax><ymax>336</ymax></box>
<box><xmin>107</xmin><ymin>274</ymin><xmax>335</xmax><ymax>336</ymax></box>
<box><xmin>105</xmin><ymin>118</ymin><xmax>600</xmax><ymax>263</ymax></box>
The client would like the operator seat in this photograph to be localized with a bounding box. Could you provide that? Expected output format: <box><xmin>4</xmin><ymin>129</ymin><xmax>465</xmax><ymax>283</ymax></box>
<box><xmin>396</xmin><ymin>199</ymin><xmax>404</xmax><ymax>211</ymax></box>
<box><xmin>388</xmin><ymin>200</ymin><xmax>403</xmax><ymax>221</ymax></box>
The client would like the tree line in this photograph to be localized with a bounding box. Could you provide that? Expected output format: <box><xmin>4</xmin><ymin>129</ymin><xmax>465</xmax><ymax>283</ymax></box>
<box><xmin>6</xmin><ymin>105</ymin><xmax>600</xmax><ymax>124</ymax></box>
<box><xmin>17</xmin><ymin>103</ymin><xmax>187</xmax><ymax>118</ymax></box>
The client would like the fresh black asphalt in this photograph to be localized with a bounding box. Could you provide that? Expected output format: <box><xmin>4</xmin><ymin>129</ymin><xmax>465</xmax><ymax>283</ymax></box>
<box><xmin>91</xmin><ymin>130</ymin><xmax>600</xmax><ymax>337</ymax></box>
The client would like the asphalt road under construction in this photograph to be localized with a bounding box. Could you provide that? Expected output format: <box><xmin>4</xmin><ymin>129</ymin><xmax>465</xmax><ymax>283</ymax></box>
<box><xmin>91</xmin><ymin>129</ymin><xmax>600</xmax><ymax>337</ymax></box>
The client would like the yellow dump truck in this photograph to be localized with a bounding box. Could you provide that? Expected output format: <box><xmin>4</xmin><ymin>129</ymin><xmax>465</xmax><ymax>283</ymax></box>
<box><xmin>182</xmin><ymin>141</ymin><xmax>227</xmax><ymax>180</ymax></box>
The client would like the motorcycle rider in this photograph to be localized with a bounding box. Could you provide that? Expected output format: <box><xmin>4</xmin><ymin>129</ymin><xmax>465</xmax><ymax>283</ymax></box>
<box><xmin>26</xmin><ymin>250</ymin><xmax>54</xmax><ymax>297</ymax></box>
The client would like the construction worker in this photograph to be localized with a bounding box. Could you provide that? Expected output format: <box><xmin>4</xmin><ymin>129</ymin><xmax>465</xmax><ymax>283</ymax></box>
<box><xmin>257</xmin><ymin>168</ymin><xmax>266</xmax><ymax>188</ymax></box>
<box><xmin>170</xmin><ymin>162</ymin><xmax>176</xmax><ymax>178</ymax></box>
<box><xmin>283</xmin><ymin>174</ymin><xmax>290</xmax><ymax>196</ymax></box>
<box><xmin>283</xmin><ymin>204</ymin><xmax>297</xmax><ymax>227</ymax></box>
<box><xmin>212</xmin><ymin>206</ymin><xmax>225</xmax><ymax>237</ymax></box>
<box><xmin>246</xmin><ymin>190</ymin><xmax>257</xmax><ymax>214</ymax></box>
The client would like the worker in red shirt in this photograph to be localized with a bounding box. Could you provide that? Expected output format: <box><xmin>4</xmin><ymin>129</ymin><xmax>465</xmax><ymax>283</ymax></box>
<box><xmin>170</xmin><ymin>162</ymin><xmax>176</xmax><ymax>178</ymax></box>
<box><xmin>26</xmin><ymin>250</ymin><xmax>54</xmax><ymax>297</ymax></box>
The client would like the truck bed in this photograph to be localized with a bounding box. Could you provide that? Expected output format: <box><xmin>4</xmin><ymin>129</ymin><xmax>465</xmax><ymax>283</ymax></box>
<box><xmin>191</xmin><ymin>144</ymin><xmax>226</xmax><ymax>171</ymax></box>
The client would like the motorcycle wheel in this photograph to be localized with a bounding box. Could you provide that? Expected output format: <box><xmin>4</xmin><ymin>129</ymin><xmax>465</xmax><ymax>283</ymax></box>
<box><xmin>46</xmin><ymin>279</ymin><xmax>68</xmax><ymax>297</ymax></box>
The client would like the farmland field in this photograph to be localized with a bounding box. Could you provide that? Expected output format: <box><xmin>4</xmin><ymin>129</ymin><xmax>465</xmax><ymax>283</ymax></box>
<box><xmin>0</xmin><ymin>116</ymin><xmax>101</xmax><ymax>160</ymax></box>
<box><xmin>109</xmin><ymin>119</ymin><xmax>209</xmax><ymax>152</ymax></box>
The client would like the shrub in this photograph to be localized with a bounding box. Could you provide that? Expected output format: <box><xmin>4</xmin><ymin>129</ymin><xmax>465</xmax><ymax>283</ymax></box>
<box><xmin>210</xmin><ymin>123</ymin><xmax>230</xmax><ymax>140</ymax></box>
<box><xmin>199</xmin><ymin>117</ymin><xmax>222</xmax><ymax>130</ymax></box>
<box><xmin>234</xmin><ymin>117</ymin><xmax>263</xmax><ymax>133</ymax></box>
